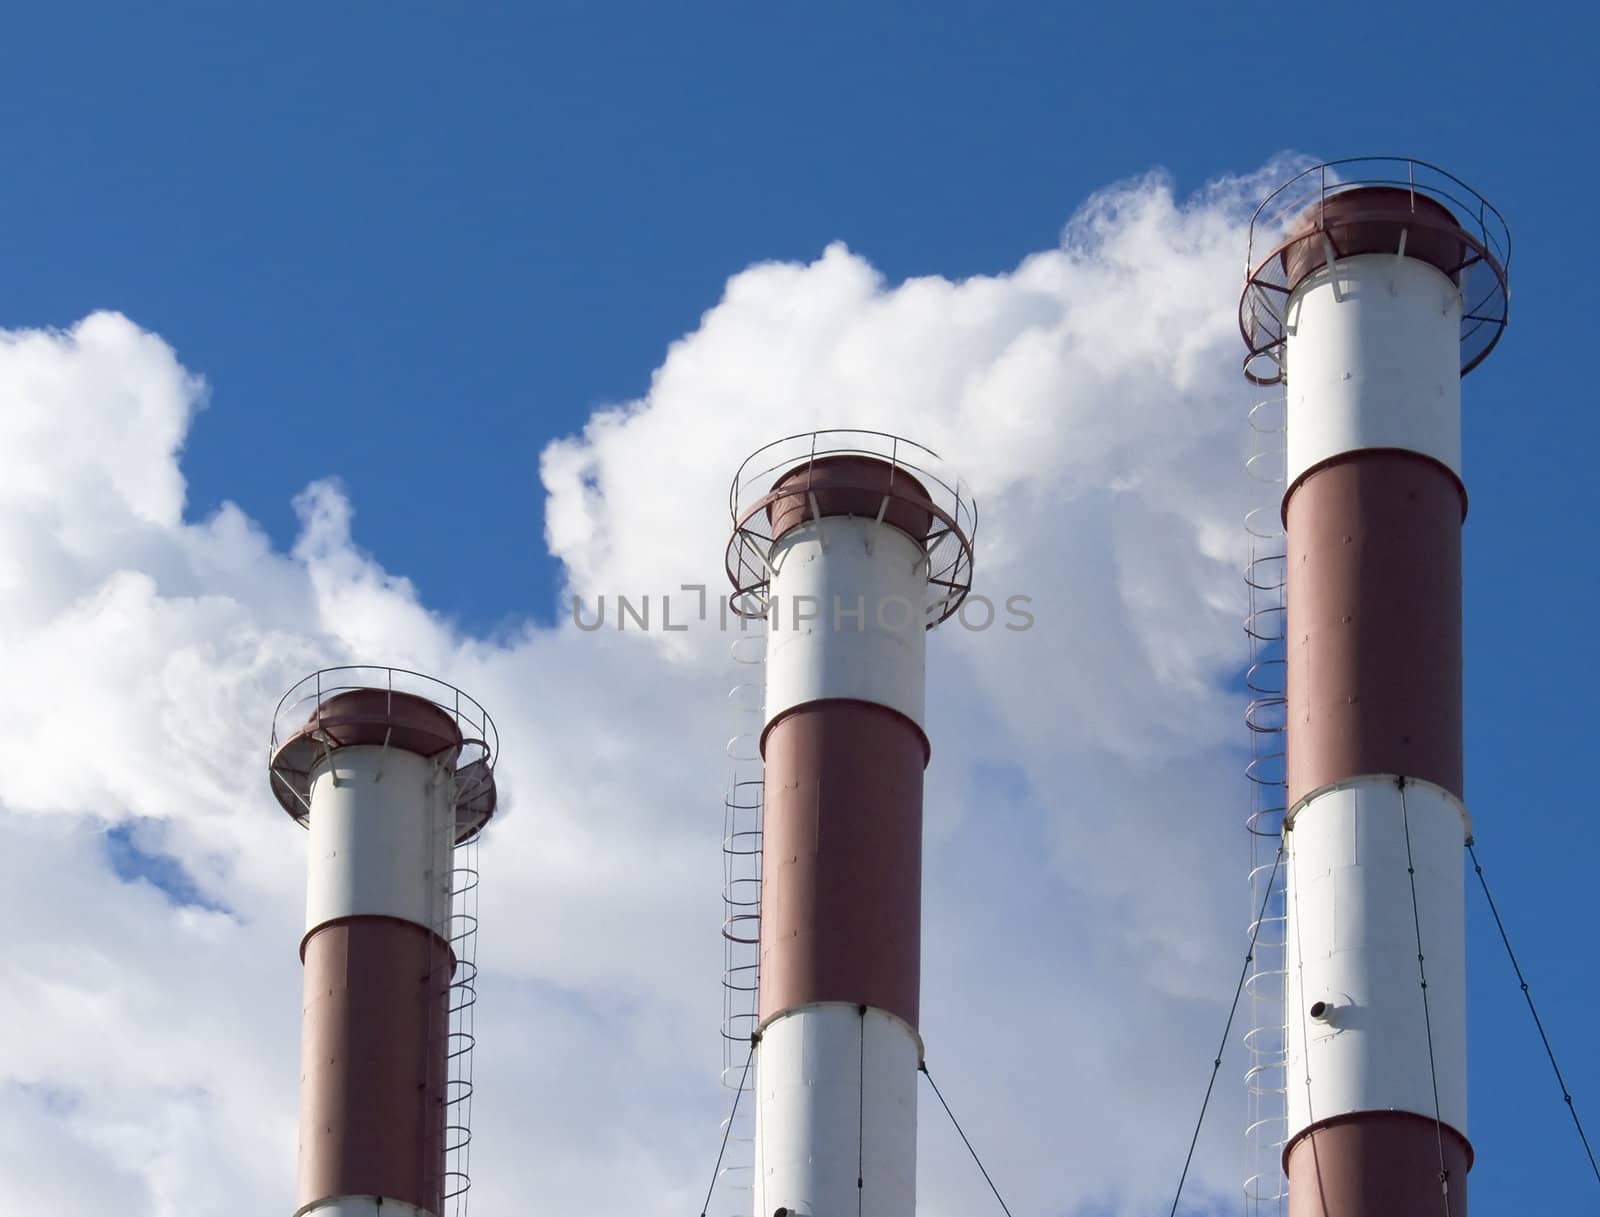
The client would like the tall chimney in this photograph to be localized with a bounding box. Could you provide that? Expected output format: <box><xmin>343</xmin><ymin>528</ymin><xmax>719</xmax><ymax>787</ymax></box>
<box><xmin>1240</xmin><ymin>159</ymin><xmax>1510</xmax><ymax>1215</ymax></box>
<box><xmin>726</xmin><ymin>432</ymin><xmax>976</xmax><ymax>1217</ymax></box>
<box><xmin>270</xmin><ymin>668</ymin><xmax>498</xmax><ymax>1217</ymax></box>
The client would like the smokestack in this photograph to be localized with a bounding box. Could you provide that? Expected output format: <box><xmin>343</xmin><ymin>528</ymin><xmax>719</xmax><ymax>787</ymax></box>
<box><xmin>269</xmin><ymin>668</ymin><xmax>498</xmax><ymax>1217</ymax></box>
<box><xmin>726</xmin><ymin>432</ymin><xmax>976</xmax><ymax>1217</ymax></box>
<box><xmin>1240</xmin><ymin>160</ymin><xmax>1510</xmax><ymax>1215</ymax></box>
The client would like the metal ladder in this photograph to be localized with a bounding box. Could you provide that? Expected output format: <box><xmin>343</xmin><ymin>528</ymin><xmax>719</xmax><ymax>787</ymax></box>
<box><xmin>1243</xmin><ymin>394</ymin><xmax>1290</xmax><ymax>1216</ymax></box>
<box><xmin>425</xmin><ymin>766</ymin><xmax>481</xmax><ymax>1217</ymax></box>
<box><xmin>441</xmin><ymin>831</ymin><xmax>480</xmax><ymax>1216</ymax></box>
<box><xmin>719</xmin><ymin>623</ymin><xmax>767</xmax><ymax>1215</ymax></box>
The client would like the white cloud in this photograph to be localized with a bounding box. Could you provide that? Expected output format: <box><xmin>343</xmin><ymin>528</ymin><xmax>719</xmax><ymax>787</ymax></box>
<box><xmin>0</xmin><ymin>160</ymin><xmax>1302</xmax><ymax>1217</ymax></box>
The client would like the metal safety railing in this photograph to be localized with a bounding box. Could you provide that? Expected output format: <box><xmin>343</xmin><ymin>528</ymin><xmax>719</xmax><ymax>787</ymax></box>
<box><xmin>1243</xmin><ymin>395</ymin><xmax>1290</xmax><ymax>1215</ymax></box>
<box><xmin>725</xmin><ymin>428</ymin><xmax>977</xmax><ymax>626</ymax></box>
<box><xmin>717</xmin><ymin>624</ymin><xmax>767</xmax><ymax>1214</ymax></box>
<box><xmin>1239</xmin><ymin>157</ymin><xmax>1510</xmax><ymax>385</ymax></box>
<box><xmin>268</xmin><ymin>665</ymin><xmax>499</xmax><ymax>838</ymax></box>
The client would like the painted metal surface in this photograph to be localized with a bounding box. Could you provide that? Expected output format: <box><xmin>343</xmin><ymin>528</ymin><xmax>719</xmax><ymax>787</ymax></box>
<box><xmin>298</xmin><ymin>917</ymin><xmax>451</xmax><ymax>1215</ymax></box>
<box><xmin>767</xmin><ymin>455</ymin><xmax>935</xmax><ymax>546</ymax></box>
<box><xmin>758</xmin><ymin>701</ymin><xmax>925</xmax><ymax>1028</ymax></box>
<box><xmin>1285</xmin><ymin>1111</ymin><xmax>1471</xmax><ymax>1217</ymax></box>
<box><xmin>1279</xmin><ymin>190</ymin><xmax>1470</xmax><ymax>294</ymax></box>
<box><xmin>764</xmin><ymin>516</ymin><xmax>931</xmax><ymax>737</ymax></box>
<box><xmin>296</xmin><ymin>1196</ymin><xmax>434</xmax><ymax>1217</ymax></box>
<box><xmin>1284</xmin><ymin>776</ymin><xmax>1468</xmax><ymax>1145</ymax></box>
<box><xmin>1283</xmin><ymin>253</ymin><xmax>1464</xmax><ymax>492</ymax></box>
<box><xmin>1284</xmin><ymin>452</ymin><xmax>1463</xmax><ymax>805</ymax></box>
<box><xmin>304</xmin><ymin>745</ymin><xmax>455</xmax><ymax>939</ymax></box>
<box><xmin>753</xmin><ymin>1003</ymin><xmax>920</xmax><ymax>1217</ymax></box>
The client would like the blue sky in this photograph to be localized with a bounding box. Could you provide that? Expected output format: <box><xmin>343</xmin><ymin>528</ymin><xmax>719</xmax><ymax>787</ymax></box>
<box><xmin>4</xmin><ymin>3</ymin><xmax>1589</xmax><ymax>631</ymax></box>
<box><xmin>2</xmin><ymin>3</ymin><xmax>1597</xmax><ymax>1215</ymax></box>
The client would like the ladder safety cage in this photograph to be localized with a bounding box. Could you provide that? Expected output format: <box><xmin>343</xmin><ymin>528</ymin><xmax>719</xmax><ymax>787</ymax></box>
<box><xmin>718</xmin><ymin>625</ymin><xmax>767</xmax><ymax>1215</ymax></box>
<box><xmin>1243</xmin><ymin>397</ymin><xmax>1290</xmax><ymax>1216</ymax></box>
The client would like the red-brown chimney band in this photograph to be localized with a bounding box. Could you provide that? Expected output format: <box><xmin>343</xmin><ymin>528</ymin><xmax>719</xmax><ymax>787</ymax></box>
<box><xmin>297</xmin><ymin>919</ymin><xmax>451</xmax><ymax>1214</ymax></box>
<box><xmin>1284</xmin><ymin>450</ymin><xmax>1464</xmax><ymax>806</ymax></box>
<box><xmin>758</xmin><ymin>700</ymin><xmax>925</xmax><ymax>1029</ymax></box>
<box><xmin>1279</xmin><ymin>188</ymin><xmax>1469</xmax><ymax>295</ymax></box>
<box><xmin>766</xmin><ymin>454</ymin><xmax>935</xmax><ymax>545</ymax></box>
<box><xmin>1286</xmin><ymin>1113</ymin><xmax>1473</xmax><ymax>1217</ymax></box>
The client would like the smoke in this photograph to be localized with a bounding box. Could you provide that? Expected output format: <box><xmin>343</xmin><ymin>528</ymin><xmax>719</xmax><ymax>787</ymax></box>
<box><xmin>0</xmin><ymin>159</ymin><xmax>1302</xmax><ymax>1217</ymax></box>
